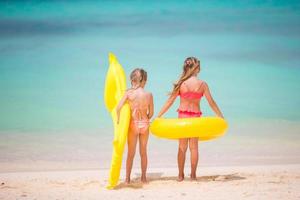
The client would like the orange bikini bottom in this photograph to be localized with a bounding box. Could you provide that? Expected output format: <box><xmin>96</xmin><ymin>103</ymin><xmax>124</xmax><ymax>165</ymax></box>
<box><xmin>130</xmin><ymin>120</ymin><xmax>150</xmax><ymax>134</ymax></box>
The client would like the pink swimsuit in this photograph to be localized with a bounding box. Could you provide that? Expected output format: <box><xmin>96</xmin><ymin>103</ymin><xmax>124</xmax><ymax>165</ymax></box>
<box><xmin>177</xmin><ymin>91</ymin><xmax>203</xmax><ymax>118</ymax></box>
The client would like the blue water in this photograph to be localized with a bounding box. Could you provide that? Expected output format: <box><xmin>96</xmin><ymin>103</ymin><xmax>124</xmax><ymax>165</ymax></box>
<box><xmin>0</xmin><ymin>0</ymin><xmax>300</xmax><ymax>132</ymax></box>
<box><xmin>1</xmin><ymin>0</ymin><xmax>300</xmax><ymax>171</ymax></box>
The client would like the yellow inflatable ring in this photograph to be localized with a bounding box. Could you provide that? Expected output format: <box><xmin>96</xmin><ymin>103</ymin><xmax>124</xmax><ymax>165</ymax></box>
<box><xmin>150</xmin><ymin>117</ymin><xmax>228</xmax><ymax>141</ymax></box>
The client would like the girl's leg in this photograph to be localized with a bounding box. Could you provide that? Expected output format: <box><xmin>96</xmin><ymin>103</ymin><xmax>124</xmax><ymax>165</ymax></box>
<box><xmin>178</xmin><ymin>138</ymin><xmax>188</xmax><ymax>181</ymax></box>
<box><xmin>125</xmin><ymin>130</ymin><xmax>138</xmax><ymax>183</ymax></box>
<box><xmin>139</xmin><ymin>131</ymin><xmax>149</xmax><ymax>183</ymax></box>
<box><xmin>189</xmin><ymin>137</ymin><xmax>199</xmax><ymax>180</ymax></box>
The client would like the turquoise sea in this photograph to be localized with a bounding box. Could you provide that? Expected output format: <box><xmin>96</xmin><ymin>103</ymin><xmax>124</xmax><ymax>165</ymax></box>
<box><xmin>0</xmin><ymin>0</ymin><xmax>300</xmax><ymax>172</ymax></box>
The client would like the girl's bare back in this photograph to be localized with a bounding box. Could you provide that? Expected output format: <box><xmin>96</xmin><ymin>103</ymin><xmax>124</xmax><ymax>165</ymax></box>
<box><xmin>127</xmin><ymin>88</ymin><xmax>153</xmax><ymax>134</ymax></box>
<box><xmin>127</xmin><ymin>88</ymin><xmax>151</xmax><ymax>119</ymax></box>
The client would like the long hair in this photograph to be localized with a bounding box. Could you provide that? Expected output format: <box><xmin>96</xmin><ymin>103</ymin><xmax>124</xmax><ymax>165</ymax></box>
<box><xmin>170</xmin><ymin>57</ymin><xmax>200</xmax><ymax>95</ymax></box>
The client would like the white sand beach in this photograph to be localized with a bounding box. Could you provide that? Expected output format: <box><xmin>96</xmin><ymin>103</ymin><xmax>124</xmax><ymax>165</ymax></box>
<box><xmin>1</xmin><ymin>1</ymin><xmax>300</xmax><ymax>200</ymax></box>
<box><xmin>1</xmin><ymin>121</ymin><xmax>300</xmax><ymax>199</ymax></box>
<box><xmin>1</xmin><ymin>164</ymin><xmax>299</xmax><ymax>200</ymax></box>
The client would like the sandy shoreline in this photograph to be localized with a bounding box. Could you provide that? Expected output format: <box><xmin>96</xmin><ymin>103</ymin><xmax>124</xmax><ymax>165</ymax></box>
<box><xmin>1</xmin><ymin>164</ymin><xmax>299</xmax><ymax>200</ymax></box>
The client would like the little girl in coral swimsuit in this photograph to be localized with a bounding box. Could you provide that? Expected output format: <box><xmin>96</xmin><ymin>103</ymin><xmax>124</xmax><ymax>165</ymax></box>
<box><xmin>116</xmin><ymin>68</ymin><xmax>154</xmax><ymax>184</ymax></box>
<box><xmin>158</xmin><ymin>57</ymin><xmax>224</xmax><ymax>181</ymax></box>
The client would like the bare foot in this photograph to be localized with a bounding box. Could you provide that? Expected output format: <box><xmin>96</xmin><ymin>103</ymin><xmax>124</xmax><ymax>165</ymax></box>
<box><xmin>125</xmin><ymin>178</ymin><xmax>130</xmax><ymax>184</ymax></box>
<box><xmin>141</xmin><ymin>176</ymin><xmax>148</xmax><ymax>183</ymax></box>
<box><xmin>177</xmin><ymin>174</ymin><xmax>184</xmax><ymax>182</ymax></box>
<box><xmin>190</xmin><ymin>174</ymin><xmax>197</xmax><ymax>181</ymax></box>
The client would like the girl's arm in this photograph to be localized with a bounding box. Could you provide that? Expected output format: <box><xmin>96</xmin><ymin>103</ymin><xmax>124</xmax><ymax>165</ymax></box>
<box><xmin>157</xmin><ymin>92</ymin><xmax>178</xmax><ymax>117</ymax></box>
<box><xmin>116</xmin><ymin>92</ymin><xmax>128</xmax><ymax>124</ymax></box>
<box><xmin>203</xmin><ymin>82</ymin><xmax>224</xmax><ymax>118</ymax></box>
<box><xmin>148</xmin><ymin>93</ymin><xmax>154</xmax><ymax>119</ymax></box>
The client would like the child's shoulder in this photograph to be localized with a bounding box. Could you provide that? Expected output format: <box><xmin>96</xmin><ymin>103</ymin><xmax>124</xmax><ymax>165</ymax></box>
<box><xmin>198</xmin><ymin>80</ymin><xmax>208</xmax><ymax>90</ymax></box>
<box><xmin>124</xmin><ymin>88</ymin><xmax>135</xmax><ymax>96</ymax></box>
<box><xmin>144</xmin><ymin>90</ymin><xmax>152</xmax><ymax>95</ymax></box>
<box><xmin>126</xmin><ymin>88</ymin><xmax>137</xmax><ymax>93</ymax></box>
<box><xmin>142</xmin><ymin>90</ymin><xmax>153</xmax><ymax>98</ymax></box>
<box><xmin>198</xmin><ymin>79</ymin><xmax>207</xmax><ymax>85</ymax></box>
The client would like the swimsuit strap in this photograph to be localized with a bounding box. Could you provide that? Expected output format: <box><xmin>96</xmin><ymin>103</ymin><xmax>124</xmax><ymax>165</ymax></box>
<box><xmin>132</xmin><ymin>107</ymin><xmax>141</xmax><ymax>119</ymax></box>
<box><xmin>132</xmin><ymin>104</ymin><xmax>149</xmax><ymax>120</ymax></box>
<box><xmin>179</xmin><ymin>81</ymin><xmax>204</xmax><ymax>97</ymax></box>
<box><xmin>197</xmin><ymin>81</ymin><xmax>204</xmax><ymax>92</ymax></box>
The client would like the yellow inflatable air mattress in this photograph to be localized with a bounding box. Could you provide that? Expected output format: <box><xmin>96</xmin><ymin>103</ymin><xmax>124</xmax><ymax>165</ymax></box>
<box><xmin>104</xmin><ymin>53</ymin><xmax>130</xmax><ymax>189</ymax></box>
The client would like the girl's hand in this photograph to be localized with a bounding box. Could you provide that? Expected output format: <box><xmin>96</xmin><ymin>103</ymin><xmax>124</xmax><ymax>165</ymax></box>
<box><xmin>217</xmin><ymin>114</ymin><xmax>224</xmax><ymax>119</ymax></box>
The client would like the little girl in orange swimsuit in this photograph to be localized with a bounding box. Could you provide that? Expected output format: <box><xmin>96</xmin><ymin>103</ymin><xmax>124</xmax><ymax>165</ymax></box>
<box><xmin>116</xmin><ymin>68</ymin><xmax>154</xmax><ymax>184</ymax></box>
<box><xmin>158</xmin><ymin>57</ymin><xmax>224</xmax><ymax>181</ymax></box>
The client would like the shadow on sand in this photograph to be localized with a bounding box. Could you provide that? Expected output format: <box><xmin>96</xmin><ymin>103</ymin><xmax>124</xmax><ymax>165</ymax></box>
<box><xmin>114</xmin><ymin>172</ymin><xmax>246</xmax><ymax>190</ymax></box>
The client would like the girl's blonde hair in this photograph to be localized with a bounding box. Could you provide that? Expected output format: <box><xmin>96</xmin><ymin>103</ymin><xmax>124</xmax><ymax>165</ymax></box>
<box><xmin>130</xmin><ymin>68</ymin><xmax>147</xmax><ymax>88</ymax></box>
<box><xmin>170</xmin><ymin>57</ymin><xmax>200</xmax><ymax>95</ymax></box>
